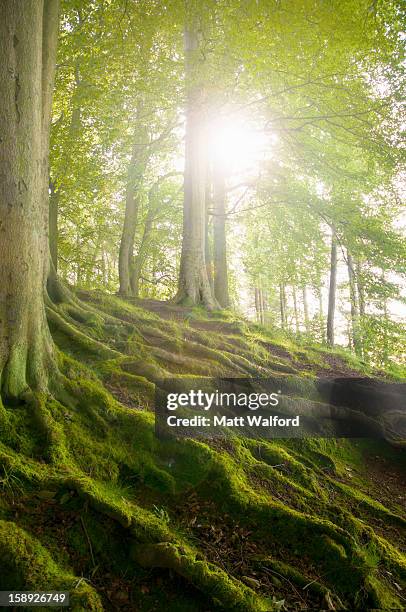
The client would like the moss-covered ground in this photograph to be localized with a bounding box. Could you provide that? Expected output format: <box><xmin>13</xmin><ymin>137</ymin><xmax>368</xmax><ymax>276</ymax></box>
<box><xmin>0</xmin><ymin>291</ymin><xmax>404</xmax><ymax>610</ymax></box>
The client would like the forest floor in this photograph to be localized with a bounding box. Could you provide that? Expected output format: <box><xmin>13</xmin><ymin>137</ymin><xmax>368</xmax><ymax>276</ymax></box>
<box><xmin>0</xmin><ymin>291</ymin><xmax>405</xmax><ymax>611</ymax></box>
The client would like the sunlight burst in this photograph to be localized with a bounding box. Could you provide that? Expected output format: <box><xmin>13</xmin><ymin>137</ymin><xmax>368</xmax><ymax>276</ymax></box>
<box><xmin>208</xmin><ymin>116</ymin><xmax>271</xmax><ymax>174</ymax></box>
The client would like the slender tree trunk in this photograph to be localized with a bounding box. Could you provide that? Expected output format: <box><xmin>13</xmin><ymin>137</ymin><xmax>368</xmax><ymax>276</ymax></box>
<box><xmin>356</xmin><ymin>260</ymin><xmax>365</xmax><ymax>317</ymax></box>
<box><xmin>292</xmin><ymin>286</ymin><xmax>299</xmax><ymax>333</ymax></box>
<box><xmin>118</xmin><ymin>113</ymin><xmax>148</xmax><ymax>296</ymax></box>
<box><xmin>75</xmin><ymin>231</ymin><xmax>82</xmax><ymax>285</ymax></box>
<box><xmin>280</xmin><ymin>283</ymin><xmax>287</xmax><ymax>329</ymax></box>
<box><xmin>260</xmin><ymin>288</ymin><xmax>267</xmax><ymax>325</ymax></box>
<box><xmin>0</xmin><ymin>0</ymin><xmax>59</xmax><ymax>398</ymax></box>
<box><xmin>257</xmin><ymin>287</ymin><xmax>264</xmax><ymax>325</ymax></box>
<box><xmin>205</xmin><ymin>179</ymin><xmax>213</xmax><ymax>291</ymax></box>
<box><xmin>213</xmin><ymin>167</ymin><xmax>230</xmax><ymax>308</ymax></box>
<box><xmin>327</xmin><ymin>233</ymin><xmax>337</xmax><ymax>346</ymax></box>
<box><xmin>85</xmin><ymin>236</ymin><xmax>101</xmax><ymax>286</ymax></box>
<box><xmin>49</xmin><ymin>65</ymin><xmax>81</xmax><ymax>274</ymax></box>
<box><xmin>254</xmin><ymin>287</ymin><xmax>260</xmax><ymax>323</ymax></box>
<box><xmin>381</xmin><ymin>272</ymin><xmax>388</xmax><ymax>319</ymax></box>
<box><xmin>175</xmin><ymin>5</ymin><xmax>216</xmax><ymax>308</ymax></box>
<box><xmin>131</xmin><ymin>207</ymin><xmax>154</xmax><ymax>298</ymax></box>
<box><xmin>347</xmin><ymin>251</ymin><xmax>362</xmax><ymax>356</ymax></box>
<box><xmin>318</xmin><ymin>285</ymin><xmax>326</xmax><ymax>343</ymax></box>
<box><xmin>302</xmin><ymin>286</ymin><xmax>310</xmax><ymax>333</ymax></box>
<box><xmin>346</xmin><ymin>319</ymin><xmax>352</xmax><ymax>350</ymax></box>
<box><xmin>130</xmin><ymin>172</ymin><xmax>180</xmax><ymax>297</ymax></box>
<box><xmin>381</xmin><ymin>270</ymin><xmax>389</xmax><ymax>363</ymax></box>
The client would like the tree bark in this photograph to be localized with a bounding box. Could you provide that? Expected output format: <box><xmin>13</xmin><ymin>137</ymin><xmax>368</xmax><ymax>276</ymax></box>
<box><xmin>213</xmin><ymin>167</ymin><xmax>230</xmax><ymax>308</ymax></box>
<box><xmin>49</xmin><ymin>181</ymin><xmax>59</xmax><ymax>271</ymax></box>
<box><xmin>0</xmin><ymin>0</ymin><xmax>59</xmax><ymax>398</ymax></box>
<box><xmin>175</xmin><ymin>4</ymin><xmax>216</xmax><ymax>308</ymax></box>
<box><xmin>327</xmin><ymin>233</ymin><xmax>337</xmax><ymax>346</ymax></box>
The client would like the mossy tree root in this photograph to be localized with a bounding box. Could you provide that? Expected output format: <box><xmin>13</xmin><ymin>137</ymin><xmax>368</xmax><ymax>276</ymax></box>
<box><xmin>132</xmin><ymin>542</ymin><xmax>272</xmax><ymax>611</ymax></box>
<box><xmin>46</xmin><ymin>307</ymin><xmax>120</xmax><ymax>360</ymax></box>
<box><xmin>206</xmin><ymin>453</ymin><xmax>402</xmax><ymax>607</ymax></box>
<box><xmin>0</xmin><ymin>520</ymin><xmax>102</xmax><ymax>611</ymax></box>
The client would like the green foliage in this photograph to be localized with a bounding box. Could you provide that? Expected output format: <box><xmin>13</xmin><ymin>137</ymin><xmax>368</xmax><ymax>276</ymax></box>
<box><xmin>49</xmin><ymin>0</ymin><xmax>405</xmax><ymax>366</ymax></box>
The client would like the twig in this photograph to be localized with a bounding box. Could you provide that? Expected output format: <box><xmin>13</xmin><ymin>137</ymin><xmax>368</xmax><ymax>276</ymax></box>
<box><xmin>80</xmin><ymin>516</ymin><xmax>96</xmax><ymax>568</ymax></box>
<box><xmin>262</xmin><ymin>566</ymin><xmax>306</xmax><ymax>604</ymax></box>
<box><xmin>303</xmin><ymin>576</ymin><xmax>322</xmax><ymax>590</ymax></box>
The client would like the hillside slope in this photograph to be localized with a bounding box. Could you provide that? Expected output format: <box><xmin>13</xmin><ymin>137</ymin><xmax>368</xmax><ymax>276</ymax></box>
<box><xmin>0</xmin><ymin>292</ymin><xmax>404</xmax><ymax>611</ymax></box>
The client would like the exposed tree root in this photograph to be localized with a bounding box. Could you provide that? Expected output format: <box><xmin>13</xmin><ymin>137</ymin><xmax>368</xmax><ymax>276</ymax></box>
<box><xmin>46</xmin><ymin>306</ymin><xmax>120</xmax><ymax>360</ymax></box>
<box><xmin>0</xmin><ymin>520</ymin><xmax>102</xmax><ymax>611</ymax></box>
<box><xmin>0</xmin><ymin>293</ymin><xmax>404</xmax><ymax>610</ymax></box>
<box><xmin>132</xmin><ymin>542</ymin><xmax>271</xmax><ymax>611</ymax></box>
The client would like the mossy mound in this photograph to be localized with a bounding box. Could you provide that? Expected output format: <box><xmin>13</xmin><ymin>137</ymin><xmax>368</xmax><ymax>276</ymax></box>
<box><xmin>0</xmin><ymin>291</ymin><xmax>404</xmax><ymax>610</ymax></box>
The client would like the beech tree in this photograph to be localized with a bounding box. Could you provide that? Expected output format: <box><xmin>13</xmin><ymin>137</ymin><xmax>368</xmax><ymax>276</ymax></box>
<box><xmin>0</xmin><ymin>0</ymin><xmax>59</xmax><ymax>398</ymax></box>
<box><xmin>175</xmin><ymin>1</ymin><xmax>217</xmax><ymax>308</ymax></box>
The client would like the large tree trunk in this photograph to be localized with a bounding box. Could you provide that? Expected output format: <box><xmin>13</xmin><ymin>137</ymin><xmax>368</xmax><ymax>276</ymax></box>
<box><xmin>327</xmin><ymin>233</ymin><xmax>337</xmax><ymax>346</ymax></box>
<box><xmin>175</xmin><ymin>5</ymin><xmax>216</xmax><ymax>308</ymax></box>
<box><xmin>0</xmin><ymin>0</ymin><xmax>59</xmax><ymax>398</ymax></box>
<box><xmin>212</xmin><ymin>167</ymin><xmax>230</xmax><ymax>308</ymax></box>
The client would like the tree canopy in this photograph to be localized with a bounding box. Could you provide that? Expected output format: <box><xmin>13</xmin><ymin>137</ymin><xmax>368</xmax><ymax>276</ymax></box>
<box><xmin>47</xmin><ymin>0</ymin><xmax>405</xmax><ymax>370</ymax></box>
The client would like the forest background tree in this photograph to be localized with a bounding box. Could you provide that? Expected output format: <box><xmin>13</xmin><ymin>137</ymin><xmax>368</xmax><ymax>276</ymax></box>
<box><xmin>45</xmin><ymin>0</ymin><xmax>405</xmax><ymax>368</ymax></box>
<box><xmin>175</xmin><ymin>0</ymin><xmax>217</xmax><ymax>307</ymax></box>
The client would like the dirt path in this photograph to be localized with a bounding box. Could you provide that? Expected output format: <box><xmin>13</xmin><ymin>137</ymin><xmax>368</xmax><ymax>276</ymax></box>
<box><xmin>135</xmin><ymin>298</ymin><xmax>366</xmax><ymax>379</ymax></box>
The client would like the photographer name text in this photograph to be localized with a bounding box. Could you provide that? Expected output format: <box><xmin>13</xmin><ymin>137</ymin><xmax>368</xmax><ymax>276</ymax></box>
<box><xmin>166</xmin><ymin>414</ymin><xmax>300</xmax><ymax>427</ymax></box>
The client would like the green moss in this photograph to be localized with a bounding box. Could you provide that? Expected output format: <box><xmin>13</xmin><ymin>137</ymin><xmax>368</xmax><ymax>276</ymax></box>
<box><xmin>0</xmin><ymin>520</ymin><xmax>102</xmax><ymax>610</ymax></box>
<box><xmin>131</xmin><ymin>541</ymin><xmax>272</xmax><ymax>611</ymax></box>
<box><xmin>0</xmin><ymin>292</ymin><xmax>404</xmax><ymax>611</ymax></box>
